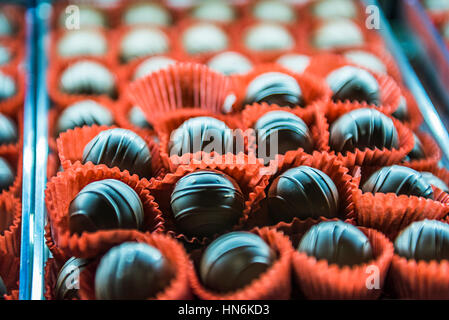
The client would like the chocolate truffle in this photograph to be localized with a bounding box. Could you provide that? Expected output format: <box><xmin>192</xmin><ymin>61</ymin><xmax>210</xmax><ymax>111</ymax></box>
<box><xmin>191</xmin><ymin>1</ymin><xmax>236</xmax><ymax>23</ymax></box>
<box><xmin>207</xmin><ymin>51</ymin><xmax>253</xmax><ymax>76</ymax></box>
<box><xmin>128</xmin><ymin>106</ymin><xmax>153</xmax><ymax>130</ymax></box>
<box><xmin>391</xmin><ymin>96</ymin><xmax>409</xmax><ymax>122</ymax></box>
<box><xmin>395</xmin><ymin>220</ymin><xmax>449</xmax><ymax>261</ymax></box>
<box><xmin>362</xmin><ymin>165</ymin><xmax>434</xmax><ymax>199</ymax></box>
<box><xmin>59</xmin><ymin>60</ymin><xmax>116</xmax><ymax>98</ymax></box>
<box><xmin>169</xmin><ymin>117</ymin><xmax>234</xmax><ymax>156</ymax></box>
<box><xmin>276</xmin><ymin>54</ymin><xmax>310</xmax><ymax>74</ymax></box>
<box><xmin>421</xmin><ymin>172</ymin><xmax>449</xmax><ymax>193</ymax></box>
<box><xmin>0</xmin><ymin>276</ymin><xmax>6</xmax><ymax>299</ymax></box>
<box><xmin>133</xmin><ymin>56</ymin><xmax>176</xmax><ymax>80</ymax></box>
<box><xmin>120</xmin><ymin>27</ymin><xmax>169</xmax><ymax>63</ymax></box>
<box><xmin>298</xmin><ymin>221</ymin><xmax>373</xmax><ymax>267</ymax></box>
<box><xmin>58</xmin><ymin>30</ymin><xmax>107</xmax><ymax>58</ymax></box>
<box><xmin>182</xmin><ymin>23</ymin><xmax>229</xmax><ymax>55</ymax></box>
<box><xmin>0</xmin><ymin>12</ymin><xmax>13</xmax><ymax>36</ymax></box>
<box><xmin>313</xmin><ymin>19</ymin><xmax>364</xmax><ymax>50</ymax></box>
<box><xmin>343</xmin><ymin>50</ymin><xmax>387</xmax><ymax>74</ymax></box>
<box><xmin>0</xmin><ymin>113</ymin><xmax>17</xmax><ymax>145</ymax></box>
<box><xmin>0</xmin><ymin>157</ymin><xmax>14</xmax><ymax>192</ymax></box>
<box><xmin>268</xmin><ymin>166</ymin><xmax>339</xmax><ymax>222</ymax></box>
<box><xmin>170</xmin><ymin>170</ymin><xmax>245</xmax><ymax>237</ymax></box>
<box><xmin>0</xmin><ymin>70</ymin><xmax>16</xmax><ymax>101</ymax></box>
<box><xmin>326</xmin><ymin>66</ymin><xmax>380</xmax><ymax>105</ymax></box>
<box><xmin>254</xmin><ymin>111</ymin><xmax>313</xmax><ymax>164</ymax></box>
<box><xmin>329</xmin><ymin>108</ymin><xmax>398</xmax><ymax>154</ymax></box>
<box><xmin>404</xmin><ymin>134</ymin><xmax>426</xmax><ymax>161</ymax></box>
<box><xmin>69</xmin><ymin>179</ymin><xmax>144</xmax><ymax>235</ymax></box>
<box><xmin>244</xmin><ymin>72</ymin><xmax>304</xmax><ymax>108</ymax></box>
<box><xmin>424</xmin><ymin>0</ymin><xmax>449</xmax><ymax>12</ymax></box>
<box><xmin>123</xmin><ymin>3</ymin><xmax>172</xmax><ymax>27</ymax></box>
<box><xmin>59</xmin><ymin>6</ymin><xmax>106</xmax><ymax>29</ymax></box>
<box><xmin>252</xmin><ymin>0</ymin><xmax>296</xmax><ymax>23</ymax></box>
<box><xmin>82</xmin><ymin>128</ymin><xmax>152</xmax><ymax>178</ymax></box>
<box><xmin>312</xmin><ymin>0</ymin><xmax>358</xmax><ymax>19</ymax></box>
<box><xmin>0</xmin><ymin>45</ymin><xmax>11</xmax><ymax>66</ymax></box>
<box><xmin>200</xmin><ymin>231</ymin><xmax>276</xmax><ymax>293</ymax></box>
<box><xmin>95</xmin><ymin>242</ymin><xmax>174</xmax><ymax>300</ymax></box>
<box><xmin>55</xmin><ymin>257</ymin><xmax>90</xmax><ymax>300</ymax></box>
<box><xmin>244</xmin><ymin>23</ymin><xmax>294</xmax><ymax>51</ymax></box>
<box><xmin>57</xmin><ymin>100</ymin><xmax>114</xmax><ymax>134</ymax></box>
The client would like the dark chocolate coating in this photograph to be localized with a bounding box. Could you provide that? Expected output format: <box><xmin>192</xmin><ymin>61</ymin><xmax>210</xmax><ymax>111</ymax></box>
<box><xmin>95</xmin><ymin>242</ymin><xmax>174</xmax><ymax>300</ymax></box>
<box><xmin>0</xmin><ymin>113</ymin><xmax>17</xmax><ymax>145</ymax></box>
<box><xmin>0</xmin><ymin>276</ymin><xmax>6</xmax><ymax>299</ymax></box>
<box><xmin>170</xmin><ymin>170</ymin><xmax>245</xmax><ymax>238</ymax></box>
<box><xmin>254</xmin><ymin>111</ymin><xmax>313</xmax><ymax>164</ymax></box>
<box><xmin>200</xmin><ymin>232</ymin><xmax>276</xmax><ymax>293</ymax></box>
<box><xmin>404</xmin><ymin>134</ymin><xmax>426</xmax><ymax>161</ymax></box>
<box><xmin>326</xmin><ymin>66</ymin><xmax>380</xmax><ymax>105</ymax></box>
<box><xmin>394</xmin><ymin>220</ymin><xmax>449</xmax><ymax>261</ymax></box>
<box><xmin>362</xmin><ymin>165</ymin><xmax>434</xmax><ymax>199</ymax></box>
<box><xmin>421</xmin><ymin>172</ymin><xmax>449</xmax><ymax>193</ymax></box>
<box><xmin>0</xmin><ymin>157</ymin><xmax>14</xmax><ymax>192</ymax></box>
<box><xmin>391</xmin><ymin>96</ymin><xmax>409</xmax><ymax>122</ymax></box>
<box><xmin>82</xmin><ymin>128</ymin><xmax>152</xmax><ymax>178</ymax></box>
<box><xmin>57</xmin><ymin>100</ymin><xmax>114</xmax><ymax>134</ymax></box>
<box><xmin>298</xmin><ymin>221</ymin><xmax>373</xmax><ymax>267</ymax></box>
<box><xmin>55</xmin><ymin>257</ymin><xmax>90</xmax><ymax>300</ymax></box>
<box><xmin>267</xmin><ymin>166</ymin><xmax>339</xmax><ymax>223</ymax></box>
<box><xmin>128</xmin><ymin>106</ymin><xmax>153</xmax><ymax>130</ymax></box>
<box><xmin>244</xmin><ymin>72</ymin><xmax>304</xmax><ymax>108</ymax></box>
<box><xmin>329</xmin><ymin>108</ymin><xmax>399</xmax><ymax>154</ymax></box>
<box><xmin>69</xmin><ymin>179</ymin><xmax>144</xmax><ymax>235</ymax></box>
<box><xmin>169</xmin><ymin>117</ymin><xmax>233</xmax><ymax>156</ymax></box>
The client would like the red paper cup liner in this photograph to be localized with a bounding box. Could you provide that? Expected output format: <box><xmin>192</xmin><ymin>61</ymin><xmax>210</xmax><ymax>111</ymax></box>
<box><xmin>292</xmin><ymin>226</ymin><xmax>394</xmax><ymax>299</ymax></box>
<box><xmin>78</xmin><ymin>231</ymin><xmax>192</xmax><ymax>300</ymax></box>
<box><xmin>305</xmin><ymin>53</ymin><xmax>402</xmax><ymax>115</ymax></box>
<box><xmin>390</xmin><ymin>255</ymin><xmax>449</xmax><ymax>299</ymax></box>
<box><xmin>149</xmin><ymin>158</ymin><xmax>270</xmax><ymax>247</ymax></box>
<box><xmin>0</xmin><ymin>5</ymin><xmax>26</xmax><ymax>41</ymax></box>
<box><xmin>402</xmin><ymin>131</ymin><xmax>442</xmax><ymax>169</ymax></box>
<box><xmin>45</xmin><ymin>163</ymin><xmax>164</xmax><ymax>259</ymax></box>
<box><xmin>154</xmin><ymin>108</ymin><xmax>244</xmax><ymax>172</ymax></box>
<box><xmin>0</xmin><ymin>192</ymin><xmax>21</xmax><ymax>258</ymax></box>
<box><xmin>47</xmin><ymin>151</ymin><xmax>60</xmax><ymax>181</ymax></box>
<box><xmin>57</xmin><ymin>124</ymin><xmax>164</xmax><ymax>179</ymax></box>
<box><xmin>44</xmin><ymin>258</ymin><xmax>68</xmax><ymax>301</ymax></box>
<box><xmin>354</xmin><ymin>186</ymin><xmax>449</xmax><ymax>240</ymax></box>
<box><xmin>45</xmin><ymin>223</ymin><xmax>68</xmax><ymax>262</ymax></box>
<box><xmin>399</xmin><ymin>86</ymin><xmax>424</xmax><ymax>130</ymax></box>
<box><xmin>0</xmin><ymin>255</ymin><xmax>20</xmax><ymax>292</ymax></box>
<box><xmin>0</xmin><ymin>38</ymin><xmax>24</xmax><ymax>70</ymax></box>
<box><xmin>4</xmin><ymin>289</ymin><xmax>19</xmax><ymax>300</ymax></box>
<box><xmin>189</xmin><ymin>227</ymin><xmax>294</xmax><ymax>300</ymax></box>
<box><xmin>47</xmin><ymin>58</ymin><xmax>120</xmax><ymax>107</ymax></box>
<box><xmin>0</xmin><ymin>145</ymin><xmax>22</xmax><ymax>198</ymax></box>
<box><xmin>232</xmin><ymin>63</ymin><xmax>331</xmax><ymax>113</ymax></box>
<box><xmin>246</xmin><ymin>151</ymin><xmax>358</xmax><ymax>228</ymax></box>
<box><xmin>113</xmin><ymin>98</ymin><xmax>156</xmax><ymax>137</ymax></box>
<box><xmin>0</xmin><ymin>67</ymin><xmax>25</xmax><ymax>117</ymax></box>
<box><xmin>127</xmin><ymin>62</ymin><xmax>236</xmax><ymax>118</ymax></box>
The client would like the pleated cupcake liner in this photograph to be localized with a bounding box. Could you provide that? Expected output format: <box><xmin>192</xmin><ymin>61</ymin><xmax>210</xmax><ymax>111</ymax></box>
<box><xmin>0</xmin><ymin>192</ymin><xmax>21</xmax><ymax>258</ymax></box>
<box><xmin>354</xmin><ymin>186</ymin><xmax>449</xmax><ymax>240</ymax></box>
<box><xmin>246</xmin><ymin>151</ymin><xmax>358</xmax><ymax>228</ymax></box>
<box><xmin>47</xmin><ymin>58</ymin><xmax>120</xmax><ymax>107</ymax></box>
<box><xmin>189</xmin><ymin>227</ymin><xmax>294</xmax><ymax>300</ymax></box>
<box><xmin>127</xmin><ymin>62</ymin><xmax>235</xmax><ymax>118</ymax></box>
<box><xmin>113</xmin><ymin>98</ymin><xmax>156</xmax><ymax>137</ymax></box>
<box><xmin>148</xmin><ymin>158</ymin><xmax>270</xmax><ymax>248</ymax></box>
<box><xmin>78</xmin><ymin>231</ymin><xmax>193</xmax><ymax>300</ymax></box>
<box><xmin>47</xmin><ymin>151</ymin><xmax>60</xmax><ymax>181</ymax></box>
<box><xmin>0</xmin><ymin>255</ymin><xmax>20</xmax><ymax>292</ymax></box>
<box><xmin>401</xmin><ymin>131</ymin><xmax>442</xmax><ymax>169</ymax></box>
<box><xmin>305</xmin><ymin>53</ymin><xmax>402</xmax><ymax>115</ymax></box>
<box><xmin>44</xmin><ymin>162</ymin><xmax>164</xmax><ymax>259</ymax></box>
<box><xmin>4</xmin><ymin>289</ymin><xmax>19</xmax><ymax>300</ymax></box>
<box><xmin>389</xmin><ymin>255</ymin><xmax>449</xmax><ymax>299</ymax></box>
<box><xmin>45</xmin><ymin>223</ymin><xmax>68</xmax><ymax>262</ymax></box>
<box><xmin>0</xmin><ymin>66</ymin><xmax>25</xmax><ymax>117</ymax></box>
<box><xmin>56</xmin><ymin>124</ymin><xmax>164</xmax><ymax>179</ymax></box>
<box><xmin>399</xmin><ymin>86</ymin><xmax>424</xmax><ymax>130</ymax></box>
<box><xmin>292</xmin><ymin>227</ymin><xmax>394</xmax><ymax>299</ymax></box>
<box><xmin>0</xmin><ymin>145</ymin><xmax>22</xmax><ymax>198</ymax></box>
<box><xmin>231</xmin><ymin>63</ymin><xmax>331</xmax><ymax>113</ymax></box>
<box><xmin>44</xmin><ymin>258</ymin><xmax>69</xmax><ymax>301</ymax></box>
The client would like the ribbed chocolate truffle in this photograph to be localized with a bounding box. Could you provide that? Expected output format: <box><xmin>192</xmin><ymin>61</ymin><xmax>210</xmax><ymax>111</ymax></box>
<box><xmin>57</xmin><ymin>100</ymin><xmax>114</xmax><ymax>134</ymax></box>
<box><xmin>254</xmin><ymin>111</ymin><xmax>313</xmax><ymax>164</ymax></box>
<box><xmin>276</xmin><ymin>54</ymin><xmax>311</xmax><ymax>74</ymax></box>
<box><xmin>268</xmin><ymin>166</ymin><xmax>339</xmax><ymax>223</ymax></box>
<box><xmin>362</xmin><ymin>165</ymin><xmax>434</xmax><ymax>199</ymax></box>
<box><xmin>312</xmin><ymin>0</ymin><xmax>358</xmax><ymax>19</ymax></box>
<box><xmin>120</xmin><ymin>27</ymin><xmax>169</xmax><ymax>63</ymax></box>
<box><xmin>169</xmin><ymin>117</ymin><xmax>233</xmax><ymax>156</ymax></box>
<box><xmin>404</xmin><ymin>134</ymin><xmax>426</xmax><ymax>161</ymax></box>
<box><xmin>0</xmin><ymin>157</ymin><xmax>14</xmax><ymax>193</ymax></box>
<box><xmin>69</xmin><ymin>179</ymin><xmax>144</xmax><ymax>235</ymax></box>
<box><xmin>207</xmin><ymin>52</ymin><xmax>253</xmax><ymax>76</ymax></box>
<box><xmin>0</xmin><ymin>70</ymin><xmax>16</xmax><ymax>101</ymax></box>
<box><xmin>0</xmin><ymin>113</ymin><xmax>17</xmax><ymax>145</ymax></box>
<box><xmin>253</xmin><ymin>0</ymin><xmax>296</xmax><ymax>23</ymax></box>
<box><xmin>59</xmin><ymin>61</ymin><xmax>116</xmax><ymax>98</ymax></box>
<box><xmin>344</xmin><ymin>50</ymin><xmax>387</xmax><ymax>74</ymax></box>
<box><xmin>326</xmin><ymin>66</ymin><xmax>380</xmax><ymax>105</ymax></box>
<box><xmin>391</xmin><ymin>96</ymin><xmax>409</xmax><ymax>122</ymax></box>
<box><xmin>82</xmin><ymin>128</ymin><xmax>152</xmax><ymax>178</ymax></box>
<box><xmin>244</xmin><ymin>23</ymin><xmax>294</xmax><ymax>51</ymax></box>
<box><xmin>191</xmin><ymin>1</ymin><xmax>236</xmax><ymax>23</ymax></box>
<box><xmin>244</xmin><ymin>72</ymin><xmax>304</xmax><ymax>108</ymax></box>
<box><xmin>123</xmin><ymin>3</ymin><xmax>171</xmax><ymax>27</ymax></box>
<box><xmin>182</xmin><ymin>23</ymin><xmax>229</xmax><ymax>55</ymax></box>
<box><xmin>95</xmin><ymin>242</ymin><xmax>174</xmax><ymax>300</ymax></box>
<box><xmin>313</xmin><ymin>19</ymin><xmax>364</xmax><ymax>50</ymax></box>
<box><xmin>329</xmin><ymin>108</ymin><xmax>399</xmax><ymax>154</ymax></box>
<box><xmin>128</xmin><ymin>106</ymin><xmax>153</xmax><ymax>130</ymax></box>
<box><xmin>421</xmin><ymin>172</ymin><xmax>449</xmax><ymax>193</ymax></box>
<box><xmin>298</xmin><ymin>221</ymin><xmax>373</xmax><ymax>267</ymax></box>
<box><xmin>170</xmin><ymin>170</ymin><xmax>245</xmax><ymax>238</ymax></box>
<box><xmin>55</xmin><ymin>257</ymin><xmax>90</xmax><ymax>300</ymax></box>
<box><xmin>395</xmin><ymin>220</ymin><xmax>449</xmax><ymax>261</ymax></box>
<box><xmin>200</xmin><ymin>232</ymin><xmax>276</xmax><ymax>293</ymax></box>
<box><xmin>58</xmin><ymin>30</ymin><xmax>107</xmax><ymax>58</ymax></box>
<box><xmin>133</xmin><ymin>56</ymin><xmax>176</xmax><ymax>80</ymax></box>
